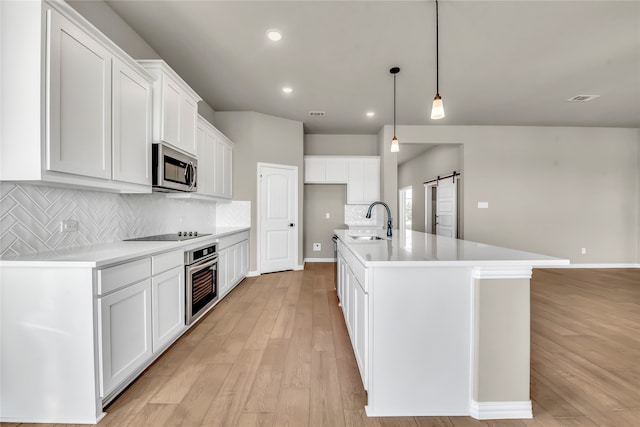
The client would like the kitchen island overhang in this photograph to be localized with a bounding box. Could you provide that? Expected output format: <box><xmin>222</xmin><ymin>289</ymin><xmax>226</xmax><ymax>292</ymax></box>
<box><xmin>334</xmin><ymin>229</ymin><xmax>568</xmax><ymax>420</ymax></box>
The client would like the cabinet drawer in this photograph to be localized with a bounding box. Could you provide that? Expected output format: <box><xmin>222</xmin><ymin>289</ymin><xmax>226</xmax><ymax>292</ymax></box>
<box><xmin>152</xmin><ymin>250</ymin><xmax>183</xmax><ymax>275</ymax></box>
<box><xmin>218</xmin><ymin>231</ymin><xmax>249</xmax><ymax>249</ymax></box>
<box><xmin>98</xmin><ymin>258</ymin><xmax>151</xmax><ymax>296</ymax></box>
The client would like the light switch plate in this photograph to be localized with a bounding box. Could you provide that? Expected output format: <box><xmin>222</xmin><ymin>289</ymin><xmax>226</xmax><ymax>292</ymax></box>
<box><xmin>325</xmin><ymin>212</ymin><xmax>330</xmax><ymax>219</ymax></box>
<box><xmin>477</xmin><ymin>202</ymin><xmax>489</xmax><ymax>209</ymax></box>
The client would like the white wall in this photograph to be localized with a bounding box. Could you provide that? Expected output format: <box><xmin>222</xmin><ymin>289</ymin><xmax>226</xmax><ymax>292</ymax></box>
<box><xmin>388</xmin><ymin>125</ymin><xmax>639</xmax><ymax>264</ymax></box>
<box><xmin>214</xmin><ymin>112</ymin><xmax>304</xmax><ymax>271</ymax></box>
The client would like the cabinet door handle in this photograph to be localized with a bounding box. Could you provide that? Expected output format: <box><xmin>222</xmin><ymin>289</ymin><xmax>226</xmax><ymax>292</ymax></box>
<box><xmin>289</xmin><ymin>223</ymin><xmax>295</xmax><ymax>227</ymax></box>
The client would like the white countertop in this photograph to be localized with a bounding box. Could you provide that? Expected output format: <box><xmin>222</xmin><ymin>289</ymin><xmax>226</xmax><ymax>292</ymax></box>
<box><xmin>335</xmin><ymin>229</ymin><xmax>569</xmax><ymax>267</ymax></box>
<box><xmin>0</xmin><ymin>226</ymin><xmax>250</xmax><ymax>268</ymax></box>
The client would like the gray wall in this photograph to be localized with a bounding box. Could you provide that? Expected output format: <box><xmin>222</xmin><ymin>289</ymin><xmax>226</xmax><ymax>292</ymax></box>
<box><xmin>214</xmin><ymin>112</ymin><xmax>304</xmax><ymax>272</ymax></box>
<box><xmin>398</xmin><ymin>144</ymin><xmax>462</xmax><ymax>233</ymax></box>
<box><xmin>304</xmin><ymin>134</ymin><xmax>378</xmax><ymax>156</ymax></box>
<box><xmin>388</xmin><ymin>125</ymin><xmax>639</xmax><ymax>264</ymax></box>
<box><xmin>302</xmin><ymin>134</ymin><xmax>378</xmax><ymax>259</ymax></box>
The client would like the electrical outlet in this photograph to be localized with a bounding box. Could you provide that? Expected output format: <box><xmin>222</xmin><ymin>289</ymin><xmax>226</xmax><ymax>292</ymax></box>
<box><xmin>581</xmin><ymin>248</ymin><xmax>587</xmax><ymax>255</ymax></box>
<box><xmin>325</xmin><ymin>212</ymin><xmax>330</xmax><ymax>219</ymax></box>
<box><xmin>60</xmin><ymin>220</ymin><xmax>78</xmax><ymax>233</ymax></box>
<box><xmin>313</xmin><ymin>243</ymin><xmax>321</xmax><ymax>252</ymax></box>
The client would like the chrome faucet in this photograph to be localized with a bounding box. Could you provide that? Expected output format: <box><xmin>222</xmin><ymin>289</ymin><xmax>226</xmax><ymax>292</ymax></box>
<box><xmin>366</xmin><ymin>201</ymin><xmax>393</xmax><ymax>237</ymax></box>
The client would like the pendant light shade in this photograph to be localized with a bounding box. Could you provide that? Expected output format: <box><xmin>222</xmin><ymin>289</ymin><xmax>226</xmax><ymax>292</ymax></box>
<box><xmin>431</xmin><ymin>94</ymin><xmax>445</xmax><ymax>119</ymax></box>
<box><xmin>390</xmin><ymin>67</ymin><xmax>400</xmax><ymax>152</ymax></box>
<box><xmin>431</xmin><ymin>0</ymin><xmax>445</xmax><ymax>120</ymax></box>
<box><xmin>391</xmin><ymin>136</ymin><xmax>400</xmax><ymax>152</ymax></box>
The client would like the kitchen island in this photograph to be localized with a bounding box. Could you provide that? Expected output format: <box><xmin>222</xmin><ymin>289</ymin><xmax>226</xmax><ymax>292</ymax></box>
<box><xmin>334</xmin><ymin>229</ymin><xmax>568</xmax><ymax>420</ymax></box>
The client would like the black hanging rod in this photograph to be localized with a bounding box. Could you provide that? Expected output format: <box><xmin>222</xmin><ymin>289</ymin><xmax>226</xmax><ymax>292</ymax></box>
<box><xmin>423</xmin><ymin>171</ymin><xmax>460</xmax><ymax>185</ymax></box>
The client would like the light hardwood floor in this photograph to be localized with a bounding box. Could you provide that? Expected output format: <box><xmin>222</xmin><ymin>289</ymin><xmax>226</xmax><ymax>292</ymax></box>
<box><xmin>4</xmin><ymin>265</ymin><xmax>639</xmax><ymax>427</ymax></box>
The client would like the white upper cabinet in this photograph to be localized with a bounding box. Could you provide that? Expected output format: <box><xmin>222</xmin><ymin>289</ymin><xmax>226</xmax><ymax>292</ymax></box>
<box><xmin>304</xmin><ymin>156</ymin><xmax>348</xmax><ymax>183</ymax></box>
<box><xmin>0</xmin><ymin>1</ymin><xmax>153</xmax><ymax>193</ymax></box>
<box><xmin>347</xmin><ymin>157</ymin><xmax>380</xmax><ymax>204</ymax></box>
<box><xmin>196</xmin><ymin>115</ymin><xmax>234</xmax><ymax>199</ymax></box>
<box><xmin>304</xmin><ymin>156</ymin><xmax>379</xmax><ymax>204</ymax></box>
<box><xmin>47</xmin><ymin>9</ymin><xmax>112</xmax><ymax>180</ymax></box>
<box><xmin>112</xmin><ymin>58</ymin><xmax>152</xmax><ymax>186</ymax></box>
<box><xmin>139</xmin><ymin>60</ymin><xmax>202</xmax><ymax>156</ymax></box>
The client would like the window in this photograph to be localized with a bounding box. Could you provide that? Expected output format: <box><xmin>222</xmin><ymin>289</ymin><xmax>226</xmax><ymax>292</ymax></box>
<box><xmin>399</xmin><ymin>186</ymin><xmax>413</xmax><ymax>231</ymax></box>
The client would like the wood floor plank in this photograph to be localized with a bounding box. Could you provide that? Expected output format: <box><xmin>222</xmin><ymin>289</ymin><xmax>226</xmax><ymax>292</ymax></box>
<box><xmin>243</xmin><ymin>338</ymin><xmax>288</xmax><ymax>412</ymax></box>
<box><xmin>123</xmin><ymin>402</ymin><xmax>177</xmax><ymax>426</ymax></box>
<box><xmin>162</xmin><ymin>363</ymin><xmax>231</xmax><ymax>426</ymax></box>
<box><xmin>199</xmin><ymin>349</ymin><xmax>264</xmax><ymax>427</ymax></box>
<box><xmin>236</xmin><ymin>412</ymin><xmax>276</xmax><ymax>427</ymax></box>
<box><xmin>309</xmin><ymin>350</ymin><xmax>346</xmax><ymax>427</ymax></box>
<box><xmin>98</xmin><ymin>376</ymin><xmax>168</xmax><ymax>426</ymax></box>
<box><xmin>148</xmin><ymin>360</ymin><xmax>209</xmax><ymax>404</ymax></box>
<box><xmin>415</xmin><ymin>417</ymin><xmax>455</xmax><ymax>427</ymax></box>
<box><xmin>274</xmin><ymin>387</ymin><xmax>311</xmax><ymax>427</ymax></box>
<box><xmin>280</xmin><ymin>325</ymin><xmax>312</xmax><ymax>388</ymax></box>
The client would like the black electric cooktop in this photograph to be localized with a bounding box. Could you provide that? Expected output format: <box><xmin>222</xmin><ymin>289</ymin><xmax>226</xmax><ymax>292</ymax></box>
<box><xmin>124</xmin><ymin>232</ymin><xmax>211</xmax><ymax>242</ymax></box>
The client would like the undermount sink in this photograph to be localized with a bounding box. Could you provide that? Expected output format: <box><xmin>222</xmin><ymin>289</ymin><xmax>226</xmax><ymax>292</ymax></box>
<box><xmin>350</xmin><ymin>235</ymin><xmax>385</xmax><ymax>241</ymax></box>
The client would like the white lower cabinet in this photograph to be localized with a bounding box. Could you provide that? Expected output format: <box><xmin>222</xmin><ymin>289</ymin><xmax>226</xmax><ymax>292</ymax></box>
<box><xmin>99</xmin><ymin>278</ymin><xmax>152</xmax><ymax>397</ymax></box>
<box><xmin>151</xmin><ymin>266</ymin><xmax>185</xmax><ymax>352</ymax></box>
<box><xmin>218</xmin><ymin>235</ymin><xmax>249</xmax><ymax>297</ymax></box>
<box><xmin>99</xmin><ymin>250</ymin><xmax>184</xmax><ymax>398</ymax></box>
<box><xmin>353</xmin><ymin>277</ymin><xmax>368</xmax><ymax>387</ymax></box>
<box><xmin>337</xmin><ymin>244</ymin><xmax>369</xmax><ymax>390</ymax></box>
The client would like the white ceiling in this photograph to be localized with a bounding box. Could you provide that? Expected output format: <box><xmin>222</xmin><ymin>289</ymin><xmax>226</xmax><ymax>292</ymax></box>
<box><xmin>105</xmin><ymin>0</ymin><xmax>640</xmax><ymax>134</ymax></box>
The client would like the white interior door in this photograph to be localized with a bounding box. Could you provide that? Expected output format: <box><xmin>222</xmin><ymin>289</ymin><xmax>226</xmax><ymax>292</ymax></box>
<box><xmin>435</xmin><ymin>178</ymin><xmax>458</xmax><ymax>238</ymax></box>
<box><xmin>258</xmin><ymin>163</ymin><xmax>298</xmax><ymax>274</ymax></box>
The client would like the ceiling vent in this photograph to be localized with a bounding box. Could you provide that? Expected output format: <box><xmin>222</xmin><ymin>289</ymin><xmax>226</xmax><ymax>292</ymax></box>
<box><xmin>567</xmin><ymin>94</ymin><xmax>600</xmax><ymax>102</ymax></box>
<box><xmin>309</xmin><ymin>111</ymin><xmax>326</xmax><ymax>117</ymax></box>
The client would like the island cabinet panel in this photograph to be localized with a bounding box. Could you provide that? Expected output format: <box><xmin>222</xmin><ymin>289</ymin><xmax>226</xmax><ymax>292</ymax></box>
<box><xmin>0</xmin><ymin>267</ymin><xmax>101</xmax><ymax>424</ymax></box>
<box><xmin>367</xmin><ymin>267</ymin><xmax>472</xmax><ymax>416</ymax></box>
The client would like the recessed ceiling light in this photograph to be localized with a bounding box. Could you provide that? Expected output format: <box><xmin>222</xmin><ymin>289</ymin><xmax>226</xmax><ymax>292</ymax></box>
<box><xmin>266</xmin><ymin>29</ymin><xmax>282</xmax><ymax>41</ymax></box>
<box><xmin>282</xmin><ymin>87</ymin><xmax>293</xmax><ymax>94</ymax></box>
<box><xmin>366</xmin><ymin>111</ymin><xmax>375</xmax><ymax>117</ymax></box>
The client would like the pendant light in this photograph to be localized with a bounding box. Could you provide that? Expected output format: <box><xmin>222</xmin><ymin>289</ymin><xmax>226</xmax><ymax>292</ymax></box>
<box><xmin>431</xmin><ymin>0</ymin><xmax>445</xmax><ymax>120</ymax></box>
<box><xmin>390</xmin><ymin>67</ymin><xmax>400</xmax><ymax>152</ymax></box>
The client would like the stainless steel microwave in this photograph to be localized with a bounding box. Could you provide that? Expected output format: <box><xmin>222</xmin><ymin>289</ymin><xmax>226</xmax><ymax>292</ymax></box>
<box><xmin>152</xmin><ymin>143</ymin><xmax>197</xmax><ymax>192</ymax></box>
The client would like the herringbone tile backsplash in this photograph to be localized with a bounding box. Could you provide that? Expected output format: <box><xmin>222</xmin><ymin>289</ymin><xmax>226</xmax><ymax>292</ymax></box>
<box><xmin>0</xmin><ymin>183</ymin><xmax>229</xmax><ymax>257</ymax></box>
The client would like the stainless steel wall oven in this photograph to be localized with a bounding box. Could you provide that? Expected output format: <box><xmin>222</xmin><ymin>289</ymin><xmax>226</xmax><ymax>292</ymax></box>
<box><xmin>185</xmin><ymin>243</ymin><xmax>218</xmax><ymax>325</ymax></box>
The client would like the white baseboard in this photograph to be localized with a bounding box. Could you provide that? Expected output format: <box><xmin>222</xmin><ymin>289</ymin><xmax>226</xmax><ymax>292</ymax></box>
<box><xmin>470</xmin><ymin>400</ymin><xmax>532</xmax><ymax>420</ymax></box>
<box><xmin>247</xmin><ymin>270</ymin><xmax>260</xmax><ymax>277</ymax></box>
<box><xmin>538</xmin><ymin>263</ymin><xmax>639</xmax><ymax>269</ymax></box>
<box><xmin>304</xmin><ymin>257</ymin><xmax>337</xmax><ymax>263</ymax></box>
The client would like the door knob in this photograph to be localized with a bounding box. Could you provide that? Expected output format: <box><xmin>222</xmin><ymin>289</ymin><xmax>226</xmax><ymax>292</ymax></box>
<box><xmin>289</xmin><ymin>223</ymin><xmax>295</xmax><ymax>227</ymax></box>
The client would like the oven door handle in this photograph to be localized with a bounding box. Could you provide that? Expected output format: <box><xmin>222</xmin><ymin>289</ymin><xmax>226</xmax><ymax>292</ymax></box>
<box><xmin>186</xmin><ymin>255</ymin><xmax>218</xmax><ymax>275</ymax></box>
